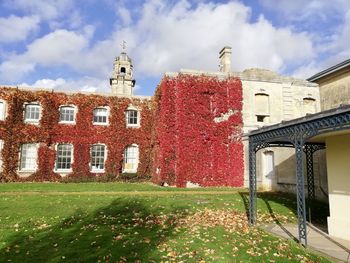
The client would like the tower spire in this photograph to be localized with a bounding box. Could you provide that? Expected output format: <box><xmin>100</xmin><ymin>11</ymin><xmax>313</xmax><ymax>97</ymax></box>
<box><xmin>110</xmin><ymin>46</ymin><xmax>135</xmax><ymax>96</ymax></box>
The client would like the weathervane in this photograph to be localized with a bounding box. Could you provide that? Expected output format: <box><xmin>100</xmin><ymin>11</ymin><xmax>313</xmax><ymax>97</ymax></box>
<box><xmin>121</xmin><ymin>40</ymin><xmax>127</xmax><ymax>52</ymax></box>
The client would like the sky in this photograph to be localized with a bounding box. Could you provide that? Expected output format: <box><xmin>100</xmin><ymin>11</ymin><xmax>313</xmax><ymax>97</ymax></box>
<box><xmin>0</xmin><ymin>0</ymin><xmax>349</xmax><ymax>96</ymax></box>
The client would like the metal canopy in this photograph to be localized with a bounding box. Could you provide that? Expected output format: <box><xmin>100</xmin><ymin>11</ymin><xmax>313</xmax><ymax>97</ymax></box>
<box><xmin>248</xmin><ymin>105</ymin><xmax>350</xmax><ymax>246</ymax></box>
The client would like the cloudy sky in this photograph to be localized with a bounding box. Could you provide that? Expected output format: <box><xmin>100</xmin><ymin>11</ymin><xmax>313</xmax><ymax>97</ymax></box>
<box><xmin>0</xmin><ymin>0</ymin><xmax>349</xmax><ymax>95</ymax></box>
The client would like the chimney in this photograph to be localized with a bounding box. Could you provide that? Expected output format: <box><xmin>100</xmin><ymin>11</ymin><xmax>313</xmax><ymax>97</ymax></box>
<box><xmin>219</xmin><ymin>46</ymin><xmax>232</xmax><ymax>73</ymax></box>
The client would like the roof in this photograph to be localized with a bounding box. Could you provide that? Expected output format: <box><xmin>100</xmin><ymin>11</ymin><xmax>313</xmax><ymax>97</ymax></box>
<box><xmin>0</xmin><ymin>85</ymin><xmax>152</xmax><ymax>100</ymax></box>
<box><xmin>307</xmin><ymin>58</ymin><xmax>350</xmax><ymax>82</ymax></box>
<box><xmin>249</xmin><ymin>104</ymin><xmax>350</xmax><ymax>136</ymax></box>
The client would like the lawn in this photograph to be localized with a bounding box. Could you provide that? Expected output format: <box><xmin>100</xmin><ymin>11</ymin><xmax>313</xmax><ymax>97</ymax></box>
<box><xmin>0</xmin><ymin>183</ymin><xmax>330</xmax><ymax>262</ymax></box>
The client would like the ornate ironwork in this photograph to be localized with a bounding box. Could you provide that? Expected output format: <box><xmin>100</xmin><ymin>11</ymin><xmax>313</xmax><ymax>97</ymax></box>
<box><xmin>248</xmin><ymin>108</ymin><xmax>350</xmax><ymax>246</ymax></box>
<box><xmin>248</xmin><ymin>142</ymin><xmax>257</xmax><ymax>225</ymax></box>
<box><xmin>304</xmin><ymin>143</ymin><xmax>325</xmax><ymax>223</ymax></box>
<box><xmin>294</xmin><ymin>133</ymin><xmax>307</xmax><ymax>246</ymax></box>
<box><xmin>304</xmin><ymin>144</ymin><xmax>325</xmax><ymax>202</ymax></box>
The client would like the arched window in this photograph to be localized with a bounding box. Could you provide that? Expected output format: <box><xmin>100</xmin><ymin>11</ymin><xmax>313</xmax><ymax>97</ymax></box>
<box><xmin>24</xmin><ymin>103</ymin><xmax>41</xmax><ymax>124</ymax></box>
<box><xmin>59</xmin><ymin>105</ymin><xmax>76</xmax><ymax>123</ymax></box>
<box><xmin>56</xmin><ymin>144</ymin><xmax>73</xmax><ymax>171</ymax></box>
<box><xmin>120</xmin><ymin>67</ymin><xmax>126</xmax><ymax>74</ymax></box>
<box><xmin>125</xmin><ymin>105</ymin><xmax>140</xmax><ymax>128</ymax></box>
<box><xmin>0</xmin><ymin>100</ymin><xmax>7</xmax><ymax>121</ymax></box>
<box><xmin>255</xmin><ymin>93</ymin><xmax>270</xmax><ymax>123</ymax></box>
<box><xmin>19</xmin><ymin>143</ymin><xmax>38</xmax><ymax>171</ymax></box>
<box><xmin>90</xmin><ymin>144</ymin><xmax>106</xmax><ymax>172</ymax></box>
<box><xmin>123</xmin><ymin>144</ymin><xmax>139</xmax><ymax>173</ymax></box>
<box><xmin>93</xmin><ymin>107</ymin><xmax>109</xmax><ymax>125</ymax></box>
<box><xmin>303</xmin><ymin>98</ymin><xmax>316</xmax><ymax>115</ymax></box>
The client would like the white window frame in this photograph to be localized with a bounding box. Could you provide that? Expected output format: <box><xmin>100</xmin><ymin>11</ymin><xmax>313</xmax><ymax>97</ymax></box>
<box><xmin>55</xmin><ymin>143</ymin><xmax>73</xmax><ymax>174</ymax></box>
<box><xmin>93</xmin><ymin>107</ymin><xmax>109</xmax><ymax>126</ymax></box>
<box><xmin>0</xmin><ymin>139</ymin><xmax>3</xmax><ymax>172</ymax></box>
<box><xmin>24</xmin><ymin>102</ymin><xmax>41</xmax><ymax>124</ymax></box>
<box><xmin>18</xmin><ymin>143</ymin><xmax>39</xmax><ymax>172</ymax></box>
<box><xmin>123</xmin><ymin>144</ymin><xmax>139</xmax><ymax>173</ymax></box>
<box><xmin>90</xmin><ymin>144</ymin><xmax>107</xmax><ymax>173</ymax></box>
<box><xmin>59</xmin><ymin>105</ymin><xmax>77</xmax><ymax>124</ymax></box>
<box><xmin>0</xmin><ymin>99</ymin><xmax>7</xmax><ymax>121</ymax></box>
<box><xmin>125</xmin><ymin>105</ymin><xmax>140</xmax><ymax>128</ymax></box>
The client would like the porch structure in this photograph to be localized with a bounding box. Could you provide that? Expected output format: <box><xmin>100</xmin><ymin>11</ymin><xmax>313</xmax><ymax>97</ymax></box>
<box><xmin>248</xmin><ymin>105</ymin><xmax>350</xmax><ymax>246</ymax></box>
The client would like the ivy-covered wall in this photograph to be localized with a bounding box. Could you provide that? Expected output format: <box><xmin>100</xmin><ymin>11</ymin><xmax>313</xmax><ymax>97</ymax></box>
<box><xmin>152</xmin><ymin>74</ymin><xmax>244</xmax><ymax>187</ymax></box>
<box><xmin>0</xmin><ymin>87</ymin><xmax>153</xmax><ymax>182</ymax></box>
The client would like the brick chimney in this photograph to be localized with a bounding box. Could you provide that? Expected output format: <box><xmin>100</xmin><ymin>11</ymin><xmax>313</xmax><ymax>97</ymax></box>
<box><xmin>219</xmin><ymin>46</ymin><xmax>232</xmax><ymax>73</ymax></box>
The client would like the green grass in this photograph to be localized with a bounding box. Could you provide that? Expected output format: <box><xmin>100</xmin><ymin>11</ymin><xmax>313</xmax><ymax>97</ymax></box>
<box><xmin>0</xmin><ymin>182</ymin><xmax>243</xmax><ymax>192</ymax></box>
<box><xmin>0</xmin><ymin>182</ymin><xmax>330</xmax><ymax>262</ymax></box>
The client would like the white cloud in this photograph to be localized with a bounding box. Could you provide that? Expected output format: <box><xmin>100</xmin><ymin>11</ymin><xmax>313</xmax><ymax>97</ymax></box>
<box><xmin>1</xmin><ymin>0</ymin><xmax>316</xmax><ymax>89</ymax></box>
<box><xmin>0</xmin><ymin>29</ymin><xmax>92</xmax><ymax>81</ymax></box>
<box><xmin>26</xmin><ymin>29</ymin><xmax>89</xmax><ymax>66</ymax></box>
<box><xmin>19</xmin><ymin>77</ymin><xmax>108</xmax><ymax>93</ymax></box>
<box><xmin>4</xmin><ymin>0</ymin><xmax>74</xmax><ymax>21</ymax></box>
<box><xmin>0</xmin><ymin>15</ymin><xmax>40</xmax><ymax>43</ymax></box>
<box><xmin>119</xmin><ymin>0</ymin><xmax>314</xmax><ymax>74</ymax></box>
<box><xmin>293</xmin><ymin>10</ymin><xmax>350</xmax><ymax>78</ymax></box>
<box><xmin>259</xmin><ymin>0</ymin><xmax>350</xmax><ymax>22</ymax></box>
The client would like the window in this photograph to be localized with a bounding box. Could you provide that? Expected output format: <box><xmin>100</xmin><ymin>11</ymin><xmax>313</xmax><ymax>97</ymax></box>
<box><xmin>24</xmin><ymin>104</ymin><xmax>40</xmax><ymax>123</ymax></box>
<box><xmin>56</xmin><ymin>144</ymin><xmax>73</xmax><ymax>171</ymax></box>
<box><xmin>303</xmin><ymin>98</ymin><xmax>316</xmax><ymax>115</ymax></box>
<box><xmin>59</xmin><ymin>106</ymin><xmax>76</xmax><ymax>123</ymax></box>
<box><xmin>123</xmin><ymin>145</ymin><xmax>139</xmax><ymax>173</ymax></box>
<box><xmin>0</xmin><ymin>140</ymin><xmax>3</xmax><ymax>172</ymax></box>
<box><xmin>126</xmin><ymin>106</ymin><xmax>140</xmax><ymax>128</ymax></box>
<box><xmin>255</xmin><ymin>93</ymin><xmax>270</xmax><ymax>123</ymax></box>
<box><xmin>120</xmin><ymin>67</ymin><xmax>126</xmax><ymax>74</ymax></box>
<box><xmin>0</xmin><ymin>101</ymin><xmax>6</xmax><ymax>121</ymax></box>
<box><xmin>19</xmin><ymin>143</ymin><xmax>38</xmax><ymax>171</ymax></box>
<box><xmin>93</xmin><ymin>108</ymin><xmax>108</xmax><ymax>125</ymax></box>
<box><xmin>257</xmin><ymin>115</ymin><xmax>267</xmax><ymax>123</ymax></box>
<box><xmin>91</xmin><ymin>144</ymin><xmax>106</xmax><ymax>171</ymax></box>
<box><xmin>127</xmin><ymin>110</ymin><xmax>138</xmax><ymax>125</ymax></box>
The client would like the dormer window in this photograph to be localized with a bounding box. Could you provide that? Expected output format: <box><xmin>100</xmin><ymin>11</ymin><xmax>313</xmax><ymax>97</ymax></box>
<box><xmin>59</xmin><ymin>105</ymin><xmax>76</xmax><ymax>124</ymax></box>
<box><xmin>24</xmin><ymin>103</ymin><xmax>41</xmax><ymax>124</ymax></box>
<box><xmin>125</xmin><ymin>105</ymin><xmax>140</xmax><ymax>128</ymax></box>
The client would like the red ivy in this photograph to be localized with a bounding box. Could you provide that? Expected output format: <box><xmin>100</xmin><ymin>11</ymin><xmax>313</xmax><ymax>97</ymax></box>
<box><xmin>0</xmin><ymin>87</ymin><xmax>153</xmax><ymax>182</ymax></box>
<box><xmin>152</xmin><ymin>74</ymin><xmax>244</xmax><ymax>187</ymax></box>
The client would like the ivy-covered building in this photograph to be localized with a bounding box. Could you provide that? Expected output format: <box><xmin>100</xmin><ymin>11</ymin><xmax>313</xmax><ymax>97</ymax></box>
<box><xmin>0</xmin><ymin>47</ymin><xmax>322</xmax><ymax>191</ymax></box>
<box><xmin>0</xmin><ymin>51</ymin><xmax>153</xmax><ymax>182</ymax></box>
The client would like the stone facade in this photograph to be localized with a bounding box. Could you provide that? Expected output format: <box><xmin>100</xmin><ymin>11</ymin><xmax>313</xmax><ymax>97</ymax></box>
<box><xmin>236</xmin><ymin>68</ymin><xmax>324</xmax><ymax>192</ymax></box>
<box><xmin>308</xmin><ymin>59</ymin><xmax>350</xmax><ymax>111</ymax></box>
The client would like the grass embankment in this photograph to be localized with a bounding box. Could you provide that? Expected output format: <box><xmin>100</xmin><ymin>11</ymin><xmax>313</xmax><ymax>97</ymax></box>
<box><xmin>0</xmin><ymin>183</ymin><xmax>330</xmax><ymax>262</ymax></box>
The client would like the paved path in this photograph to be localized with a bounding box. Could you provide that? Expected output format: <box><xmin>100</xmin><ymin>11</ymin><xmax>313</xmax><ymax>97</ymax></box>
<box><xmin>263</xmin><ymin>223</ymin><xmax>350</xmax><ymax>262</ymax></box>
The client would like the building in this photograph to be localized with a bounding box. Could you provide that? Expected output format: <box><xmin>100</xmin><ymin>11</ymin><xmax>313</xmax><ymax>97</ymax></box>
<box><xmin>152</xmin><ymin>69</ymin><xmax>244</xmax><ymax>187</ymax></box>
<box><xmin>238</xmin><ymin>66</ymin><xmax>326</xmax><ymax>196</ymax></box>
<box><xmin>0</xmin><ymin>47</ymin><xmax>323</xmax><ymax>192</ymax></box>
<box><xmin>248</xmin><ymin>59</ymin><xmax>350</xmax><ymax>243</ymax></box>
<box><xmin>306</xmin><ymin>60</ymin><xmax>350</xmax><ymax>240</ymax></box>
<box><xmin>152</xmin><ymin>47</ymin><xmax>323</xmax><ymax>190</ymax></box>
<box><xmin>0</xmin><ymin>52</ymin><xmax>152</xmax><ymax>182</ymax></box>
<box><xmin>308</xmin><ymin>59</ymin><xmax>350</xmax><ymax>111</ymax></box>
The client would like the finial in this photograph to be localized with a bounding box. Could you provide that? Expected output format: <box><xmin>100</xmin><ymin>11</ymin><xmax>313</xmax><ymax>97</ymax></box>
<box><xmin>121</xmin><ymin>40</ymin><xmax>127</xmax><ymax>52</ymax></box>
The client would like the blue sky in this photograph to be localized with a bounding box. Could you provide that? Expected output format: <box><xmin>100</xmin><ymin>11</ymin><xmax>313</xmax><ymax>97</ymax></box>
<box><xmin>0</xmin><ymin>0</ymin><xmax>349</xmax><ymax>96</ymax></box>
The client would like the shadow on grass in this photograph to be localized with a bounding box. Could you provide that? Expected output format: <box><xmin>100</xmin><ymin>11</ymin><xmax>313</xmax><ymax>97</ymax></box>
<box><xmin>239</xmin><ymin>191</ymin><xmax>329</xmax><ymax>241</ymax></box>
<box><xmin>0</xmin><ymin>199</ymin><xmax>186</xmax><ymax>262</ymax></box>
